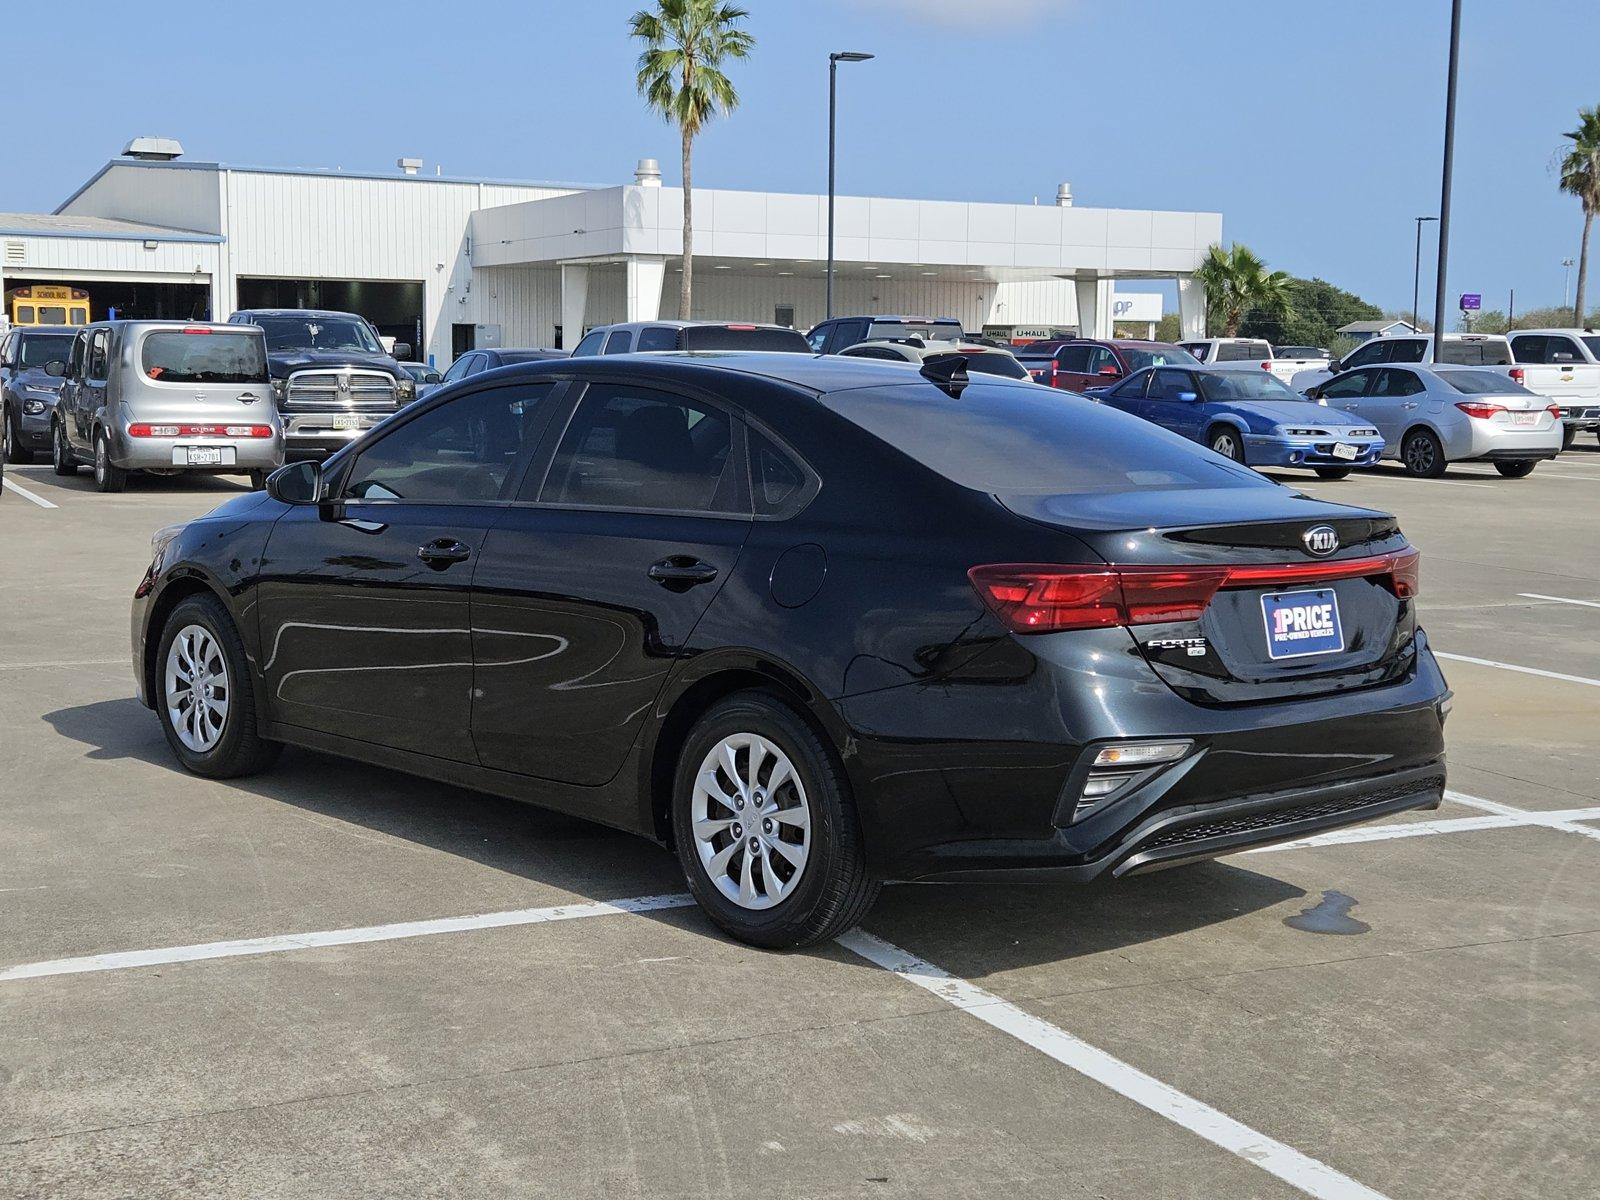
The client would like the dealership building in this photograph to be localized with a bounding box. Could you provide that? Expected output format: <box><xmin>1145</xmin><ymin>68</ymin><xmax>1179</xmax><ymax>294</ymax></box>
<box><xmin>0</xmin><ymin>139</ymin><xmax>1219</xmax><ymax>364</ymax></box>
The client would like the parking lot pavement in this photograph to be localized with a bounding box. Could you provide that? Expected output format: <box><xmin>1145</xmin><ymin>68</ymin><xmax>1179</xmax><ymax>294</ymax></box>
<box><xmin>3</xmin><ymin>460</ymin><xmax>1598</xmax><ymax>1198</ymax></box>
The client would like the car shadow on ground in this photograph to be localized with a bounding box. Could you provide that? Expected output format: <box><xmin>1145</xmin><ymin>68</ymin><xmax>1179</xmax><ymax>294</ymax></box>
<box><xmin>44</xmin><ymin>696</ymin><xmax>1307</xmax><ymax>974</ymax></box>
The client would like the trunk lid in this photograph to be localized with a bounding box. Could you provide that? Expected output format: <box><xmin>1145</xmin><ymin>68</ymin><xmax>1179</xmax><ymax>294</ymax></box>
<box><xmin>998</xmin><ymin>487</ymin><xmax>1419</xmax><ymax>704</ymax></box>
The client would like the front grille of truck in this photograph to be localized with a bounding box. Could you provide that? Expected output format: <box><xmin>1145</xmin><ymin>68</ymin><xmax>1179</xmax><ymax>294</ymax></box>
<box><xmin>1137</xmin><ymin>775</ymin><xmax>1446</xmax><ymax>854</ymax></box>
<box><xmin>284</xmin><ymin>369</ymin><xmax>398</xmax><ymax>411</ymax></box>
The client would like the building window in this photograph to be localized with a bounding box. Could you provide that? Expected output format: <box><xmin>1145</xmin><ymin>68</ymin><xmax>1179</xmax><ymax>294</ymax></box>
<box><xmin>774</xmin><ymin>304</ymin><xmax>796</xmax><ymax>329</ymax></box>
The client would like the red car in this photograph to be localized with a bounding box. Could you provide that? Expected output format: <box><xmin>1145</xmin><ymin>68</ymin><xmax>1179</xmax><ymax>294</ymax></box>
<box><xmin>1015</xmin><ymin>338</ymin><xmax>1201</xmax><ymax>392</ymax></box>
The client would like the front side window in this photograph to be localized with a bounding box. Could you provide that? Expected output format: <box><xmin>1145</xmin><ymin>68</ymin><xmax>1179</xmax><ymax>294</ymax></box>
<box><xmin>1085</xmin><ymin>346</ymin><xmax>1119</xmax><ymax>375</ymax></box>
<box><xmin>141</xmin><ymin>330</ymin><xmax>269</xmax><ymax>384</ymax></box>
<box><xmin>602</xmin><ymin>330</ymin><xmax>634</xmax><ymax>355</ymax></box>
<box><xmin>253</xmin><ymin>316</ymin><xmax>382</xmax><ymax>354</ymax></box>
<box><xmin>1109</xmin><ymin>369</ymin><xmax>1152</xmax><ymax>399</ymax></box>
<box><xmin>343</xmin><ymin>383</ymin><xmax>555</xmax><ymax>503</ymax></box>
<box><xmin>805</xmin><ymin>326</ymin><xmax>830</xmax><ymax>352</ymax></box>
<box><xmin>68</xmin><ymin>333</ymin><xmax>87</xmax><ymax>377</ymax></box>
<box><xmin>1343</xmin><ymin>340</ymin><xmax>1389</xmax><ymax>368</ymax></box>
<box><xmin>541</xmin><ymin>384</ymin><xmax>736</xmax><ymax>513</ymax></box>
<box><xmin>87</xmin><ymin>330</ymin><xmax>110</xmax><ymax>379</ymax></box>
<box><xmin>1386</xmin><ymin>340</ymin><xmax>1428</xmax><ymax>364</ymax></box>
<box><xmin>441</xmin><ymin>354</ymin><xmax>475</xmax><ymax>383</ymax></box>
<box><xmin>1320</xmin><ymin>369</ymin><xmax>1374</xmax><ymax>399</ymax></box>
<box><xmin>572</xmin><ymin>330</ymin><xmax>606</xmax><ymax>357</ymax></box>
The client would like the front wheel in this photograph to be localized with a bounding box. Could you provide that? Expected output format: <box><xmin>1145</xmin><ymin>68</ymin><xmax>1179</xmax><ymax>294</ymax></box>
<box><xmin>3</xmin><ymin>406</ymin><xmax>32</xmax><ymax>464</ymax></box>
<box><xmin>1401</xmin><ymin>428</ymin><xmax>1447</xmax><ymax>478</ymax></box>
<box><xmin>1208</xmin><ymin>427</ymin><xmax>1245</xmax><ymax>463</ymax></box>
<box><xmin>672</xmin><ymin>692</ymin><xmax>879</xmax><ymax>949</ymax></box>
<box><xmin>156</xmin><ymin>593</ymin><xmax>281</xmax><ymax>778</ymax></box>
<box><xmin>1493</xmin><ymin>460</ymin><xmax>1537</xmax><ymax>478</ymax></box>
<box><xmin>1313</xmin><ymin>467</ymin><xmax>1351</xmax><ymax>480</ymax></box>
<box><xmin>93</xmin><ymin>431</ymin><xmax>127</xmax><ymax>493</ymax></box>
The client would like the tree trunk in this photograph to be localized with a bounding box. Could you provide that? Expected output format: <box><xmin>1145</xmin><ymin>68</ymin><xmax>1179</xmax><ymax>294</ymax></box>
<box><xmin>680</xmin><ymin>128</ymin><xmax>693</xmax><ymax>320</ymax></box>
<box><xmin>1576</xmin><ymin>208</ymin><xmax>1593</xmax><ymax>327</ymax></box>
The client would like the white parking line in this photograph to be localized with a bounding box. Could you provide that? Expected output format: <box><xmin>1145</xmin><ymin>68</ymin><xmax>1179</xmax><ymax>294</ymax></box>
<box><xmin>1518</xmin><ymin>592</ymin><xmax>1600</xmax><ymax>610</ymax></box>
<box><xmin>1247</xmin><ymin>806</ymin><xmax>1600</xmax><ymax>853</ymax></box>
<box><xmin>0</xmin><ymin>657</ymin><xmax>127</xmax><ymax>671</ymax></box>
<box><xmin>1446</xmin><ymin>791</ymin><xmax>1600</xmax><ymax>844</ymax></box>
<box><xmin>0</xmin><ymin>893</ymin><xmax>697</xmax><ymax>982</ymax></box>
<box><xmin>1433</xmin><ymin>651</ymin><xmax>1600</xmax><ymax>689</ymax></box>
<box><xmin>1</xmin><ymin>477</ymin><xmax>58</xmax><ymax>508</ymax></box>
<box><xmin>838</xmin><ymin>930</ymin><xmax>1390</xmax><ymax>1200</ymax></box>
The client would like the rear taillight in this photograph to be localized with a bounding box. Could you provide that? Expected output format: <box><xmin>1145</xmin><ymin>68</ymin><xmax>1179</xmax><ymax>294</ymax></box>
<box><xmin>1050</xmin><ymin>363</ymin><xmax>1061</xmax><ymax>385</ymax></box>
<box><xmin>1261</xmin><ymin>361</ymin><xmax>1272</xmax><ymax>371</ymax></box>
<box><xmin>1454</xmin><ymin>402</ymin><xmax>1506</xmax><ymax>420</ymax></box>
<box><xmin>969</xmin><ymin>550</ymin><xmax>1420</xmax><ymax>633</ymax></box>
<box><xmin>128</xmin><ymin>423</ymin><xmax>273</xmax><ymax>438</ymax></box>
<box><xmin>1509</xmin><ymin>367</ymin><xmax>1525</xmax><ymax>385</ymax></box>
<box><xmin>1547</xmin><ymin>404</ymin><xmax>1562</xmax><ymax>420</ymax></box>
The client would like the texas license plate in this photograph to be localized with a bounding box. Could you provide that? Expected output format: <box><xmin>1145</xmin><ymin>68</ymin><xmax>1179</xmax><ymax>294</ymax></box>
<box><xmin>1331</xmin><ymin>442</ymin><xmax>1359</xmax><ymax>460</ymax></box>
<box><xmin>1509</xmin><ymin>411</ymin><xmax>1538</xmax><ymax>427</ymax></box>
<box><xmin>185</xmin><ymin>446</ymin><xmax>222</xmax><ymax>466</ymax></box>
<box><xmin>332</xmin><ymin>414</ymin><xmax>362</xmax><ymax>430</ymax></box>
<box><xmin>1261</xmin><ymin>589</ymin><xmax>1344</xmax><ymax>660</ymax></box>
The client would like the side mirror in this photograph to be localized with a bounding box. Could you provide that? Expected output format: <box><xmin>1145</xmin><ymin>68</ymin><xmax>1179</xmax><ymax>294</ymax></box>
<box><xmin>266</xmin><ymin>460</ymin><xmax>324</xmax><ymax>505</ymax></box>
<box><xmin>45</xmin><ymin>360</ymin><xmax>66</xmax><ymax>377</ymax></box>
<box><xmin>1097</xmin><ymin>365</ymin><xmax>1122</xmax><ymax>378</ymax></box>
<box><xmin>1178</xmin><ymin>391</ymin><xmax>1199</xmax><ymax>402</ymax></box>
<box><xmin>391</xmin><ymin>342</ymin><xmax>413</xmax><ymax>361</ymax></box>
<box><xmin>1305</xmin><ymin>387</ymin><xmax>1322</xmax><ymax>401</ymax></box>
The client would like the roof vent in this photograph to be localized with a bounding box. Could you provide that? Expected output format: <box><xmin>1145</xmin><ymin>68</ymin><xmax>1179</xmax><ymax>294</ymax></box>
<box><xmin>123</xmin><ymin>136</ymin><xmax>184</xmax><ymax>161</ymax></box>
<box><xmin>397</xmin><ymin>157</ymin><xmax>423</xmax><ymax>176</ymax></box>
<box><xmin>635</xmin><ymin>158</ymin><xmax>663</xmax><ymax>187</ymax></box>
<box><xmin>1055</xmin><ymin>182</ymin><xmax>1073</xmax><ymax>208</ymax></box>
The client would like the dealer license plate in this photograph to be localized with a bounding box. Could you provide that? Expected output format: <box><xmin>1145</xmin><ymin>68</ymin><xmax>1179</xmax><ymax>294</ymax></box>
<box><xmin>1261</xmin><ymin>589</ymin><xmax>1344</xmax><ymax>661</ymax></box>
<box><xmin>1508</xmin><ymin>411</ymin><xmax>1538</xmax><ymax>427</ymax></box>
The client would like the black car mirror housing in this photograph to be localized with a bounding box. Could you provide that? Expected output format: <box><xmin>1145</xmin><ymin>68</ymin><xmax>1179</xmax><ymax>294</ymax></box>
<box><xmin>267</xmin><ymin>460</ymin><xmax>324</xmax><ymax>505</ymax></box>
<box><xmin>45</xmin><ymin>360</ymin><xmax>66</xmax><ymax>378</ymax></box>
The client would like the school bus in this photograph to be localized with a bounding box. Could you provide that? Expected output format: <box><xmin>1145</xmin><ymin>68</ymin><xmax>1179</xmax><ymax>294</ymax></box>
<box><xmin>5</xmin><ymin>285</ymin><xmax>91</xmax><ymax>327</ymax></box>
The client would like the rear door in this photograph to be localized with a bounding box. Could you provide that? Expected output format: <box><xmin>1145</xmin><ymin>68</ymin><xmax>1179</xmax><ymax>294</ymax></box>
<box><xmin>469</xmin><ymin>378</ymin><xmax>753</xmax><ymax>786</ymax></box>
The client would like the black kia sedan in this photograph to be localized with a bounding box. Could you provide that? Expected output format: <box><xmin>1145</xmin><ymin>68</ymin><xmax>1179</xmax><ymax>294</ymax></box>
<box><xmin>131</xmin><ymin>352</ymin><xmax>1449</xmax><ymax>948</ymax></box>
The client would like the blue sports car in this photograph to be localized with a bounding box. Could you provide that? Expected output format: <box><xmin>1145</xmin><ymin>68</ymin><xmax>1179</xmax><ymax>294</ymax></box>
<box><xmin>1088</xmin><ymin>365</ymin><xmax>1385</xmax><ymax>478</ymax></box>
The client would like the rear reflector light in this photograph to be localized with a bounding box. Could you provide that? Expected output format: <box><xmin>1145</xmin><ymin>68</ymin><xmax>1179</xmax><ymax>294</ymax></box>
<box><xmin>1509</xmin><ymin>367</ymin><xmax>1525</xmax><ymax>385</ymax></box>
<box><xmin>969</xmin><ymin>550</ymin><xmax>1420</xmax><ymax>633</ymax></box>
<box><xmin>128</xmin><ymin>423</ymin><xmax>273</xmax><ymax>438</ymax></box>
<box><xmin>1454</xmin><ymin>402</ymin><xmax>1506</xmax><ymax>420</ymax></box>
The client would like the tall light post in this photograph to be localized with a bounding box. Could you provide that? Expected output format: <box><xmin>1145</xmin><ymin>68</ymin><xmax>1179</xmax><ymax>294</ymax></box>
<box><xmin>1431</xmin><ymin>0</ymin><xmax>1462</xmax><ymax>358</ymax></box>
<box><xmin>827</xmin><ymin>51</ymin><xmax>874</xmax><ymax>321</ymax></box>
<box><xmin>1413</xmin><ymin>215</ymin><xmax>1437</xmax><ymax>333</ymax></box>
<box><xmin>1563</xmin><ymin>257</ymin><xmax>1576</xmax><ymax>307</ymax></box>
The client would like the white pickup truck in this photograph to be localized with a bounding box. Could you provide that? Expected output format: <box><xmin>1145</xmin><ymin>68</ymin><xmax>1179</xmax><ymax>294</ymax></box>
<box><xmin>1506</xmin><ymin>329</ymin><xmax>1600</xmax><ymax>448</ymax></box>
<box><xmin>1179</xmin><ymin>337</ymin><xmax>1328</xmax><ymax>385</ymax></box>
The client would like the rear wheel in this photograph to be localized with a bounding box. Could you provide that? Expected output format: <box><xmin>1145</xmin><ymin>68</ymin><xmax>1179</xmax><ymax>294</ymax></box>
<box><xmin>52</xmin><ymin>420</ymin><xmax>78</xmax><ymax>476</ymax></box>
<box><xmin>247</xmin><ymin>469</ymin><xmax>267</xmax><ymax>491</ymax></box>
<box><xmin>1207</xmin><ymin>426</ymin><xmax>1245</xmax><ymax>462</ymax></box>
<box><xmin>3</xmin><ymin>405</ymin><xmax>32</xmax><ymax>464</ymax></box>
<box><xmin>1562</xmin><ymin>424</ymin><xmax>1577</xmax><ymax>450</ymax></box>
<box><xmin>156</xmin><ymin>593</ymin><xmax>281</xmax><ymax>778</ymax></box>
<box><xmin>672</xmin><ymin>692</ymin><xmax>879</xmax><ymax>949</ymax></box>
<box><xmin>1493</xmin><ymin>460</ymin><xmax>1537</xmax><ymax>478</ymax></box>
<box><xmin>1313</xmin><ymin>467</ymin><xmax>1351</xmax><ymax>480</ymax></box>
<box><xmin>1401</xmin><ymin>427</ymin><xmax>1447</xmax><ymax>478</ymax></box>
<box><xmin>93</xmin><ymin>431</ymin><xmax>127</xmax><ymax>493</ymax></box>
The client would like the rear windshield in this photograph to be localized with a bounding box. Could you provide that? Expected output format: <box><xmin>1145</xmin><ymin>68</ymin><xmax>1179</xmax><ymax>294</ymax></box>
<box><xmin>963</xmin><ymin>353</ymin><xmax>1028</xmax><ymax>379</ymax></box>
<box><xmin>141</xmin><ymin>330</ymin><xmax>269</xmax><ymax>384</ymax></box>
<box><xmin>1196</xmin><ymin>372</ymin><xmax>1300</xmax><ymax>401</ymax></box>
<box><xmin>823</xmin><ymin>381</ymin><xmax>1270</xmax><ymax>495</ymax></box>
<box><xmin>1583</xmin><ymin>336</ymin><xmax>1600</xmax><ymax>359</ymax></box>
<box><xmin>18</xmin><ymin>334</ymin><xmax>74</xmax><ymax>369</ymax></box>
<box><xmin>679</xmin><ymin>326</ymin><xmax>811</xmax><ymax>352</ymax></box>
<box><xmin>868</xmin><ymin>320</ymin><xmax>965</xmax><ymax>342</ymax></box>
<box><xmin>1120</xmin><ymin>346</ymin><xmax>1201</xmax><ymax>371</ymax></box>
<box><xmin>1438</xmin><ymin>369</ymin><xmax>1531</xmax><ymax>395</ymax></box>
<box><xmin>1216</xmin><ymin>341</ymin><xmax>1273</xmax><ymax>362</ymax></box>
<box><xmin>1439</xmin><ymin>338</ymin><xmax>1512</xmax><ymax>366</ymax></box>
<box><xmin>495</xmin><ymin>349</ymin><xmax>560</xmax><ymax>364</ymax></box>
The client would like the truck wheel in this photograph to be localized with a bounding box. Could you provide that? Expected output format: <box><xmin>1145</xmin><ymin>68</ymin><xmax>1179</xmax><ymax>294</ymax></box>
<box><xmin>1561</xmin><ymin>425</ymin><xmax>1576</xmax><ymax>450</ymax></box>
<box><xmin>672</xmin><ymin>691</ymin><xmax>879</xmax><ymax>949</ymax></box>
<box><xmin>247</xmin><ymin>469</ymin><xmax>267</xmax><ymax>491</ymax></box>
<box><xmin>94</xmin><ymin>431</ymin><xmax>128</xmax><ymax>493</ymax></box>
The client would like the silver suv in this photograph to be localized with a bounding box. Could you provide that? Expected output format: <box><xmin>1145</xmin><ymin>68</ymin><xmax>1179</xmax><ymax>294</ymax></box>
<box><xmin>52</xmin><ymin>321</ymin><xmax>283</xmax><ymax>493</ymax></box>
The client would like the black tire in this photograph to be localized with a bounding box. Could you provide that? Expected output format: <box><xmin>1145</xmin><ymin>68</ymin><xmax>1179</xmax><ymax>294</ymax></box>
<box><xmin>154</xmin><ymin>593</ymin><xmax>282</xmax><ymax>779</ymax></box>
<box><xmin>1400</xmin><ymin>427</ymin><xmax>1447</xmax><ymax>478</ymax></box>
<box><xmin>1562</xmin><ymin>424</ymin><xmax>1577</xmax><ymax>450</ymax></box>
<box><xmin>52</xmin><ymin>420</ymin><xmax>78</xmax><ymax>476</ymax></box>
<box><xmin>1313</xmin><ymin>467</ymin><xmax>1351</xmax><ymax>480</ymax></box>
<box><xmin>671</xmin><ymin>691</ymin><xmax>879</xmax><ymax>949</ymax></box>
<box><xmin>247</xmin><ymin>469</ymin><xmax>268</xmax><ymax>491</ymax></box>
<box><xmin>1493</xmin><ymin>460</ymin><xmax>1537</xmax><ymax>478</ymax></box>
<box><xmin>3</xmin><ymin>405</ymin><xmax>33</xmax><ymax>464</ymax></box>
<box><xmin>93</xmin><ymin>430</ymin><xmax>127</xmax><ymax>493</ymax></box>
<box><xmin>1207</xmin><ymin>426</ymin><xmax>1245</xmax><ymax>463</ymax></box>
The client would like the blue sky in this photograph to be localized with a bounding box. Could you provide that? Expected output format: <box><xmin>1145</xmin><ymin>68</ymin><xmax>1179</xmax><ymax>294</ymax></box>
<box><xmin>8</xmin><ymin>0</ymin><xmax>1596</xmax><ymax>316</ymax></box>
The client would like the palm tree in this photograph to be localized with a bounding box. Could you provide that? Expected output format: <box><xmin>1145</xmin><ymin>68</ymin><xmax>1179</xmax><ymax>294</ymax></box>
<box><xmin>1559</xmin><ymin>106</ymin><xmax>1600</xmax><ymax>326</ymax></box>
<box><xmin>629</xmin><ymin>1</ymin><xmax>753</xmax><ymax>320</ymax></box>
<box><xmin>1193</xmin><ymin>243</ymin><xmax>1293</xmax><ymax>337</ymax></box>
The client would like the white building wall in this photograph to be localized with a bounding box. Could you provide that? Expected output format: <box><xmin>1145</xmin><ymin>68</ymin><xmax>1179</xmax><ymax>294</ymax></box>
<box><xmin>0</xmin><ymin>234</ymin><xmax>219</xmax><ymax>280</ymax></box>
<box><xmin>58</xmin><ymin>163</ymin><xmax>222</xmax><ymax>235</ymax></box>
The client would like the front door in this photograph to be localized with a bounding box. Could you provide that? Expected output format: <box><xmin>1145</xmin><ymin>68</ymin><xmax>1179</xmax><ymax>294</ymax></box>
<box><xmin>257</xmin><ymin>381</ymin><xmax>555</xmax><ymax>760</ymax></box>
<box><xmin>1319</xmin><ymin>367</ymin><xmax>1381</xmax><ymax>433</ymax></box>
<box><xmin>1143</xmin><ymin>368</ymin><xmax>1204</xmax><ymax>437</ymax></box>
<box><xmin>471</xmin><ymin>380</ymin><xmax>752</xmax><ymax>787</ymax></box>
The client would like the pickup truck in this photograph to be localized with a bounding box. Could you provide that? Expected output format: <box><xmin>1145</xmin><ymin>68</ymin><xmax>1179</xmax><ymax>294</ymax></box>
<box><xmin>227</xmin><ymin>308</ymin><xmax>415</xmax><ymax>461</ymax></box>
<box><xmin>1290</xmin><ymin>332</ymin><xmax>1599</xmax><ymax>445</ymax></box>
<box><xmin>1506</xmin><ymin>329</ymin><xmax>1600</xmax><ymax>448</ymax></box>
<box><xmin>1176</xmin><ymin>337</ymin><xmax>1310</xmax><ymax>384</ymax></box>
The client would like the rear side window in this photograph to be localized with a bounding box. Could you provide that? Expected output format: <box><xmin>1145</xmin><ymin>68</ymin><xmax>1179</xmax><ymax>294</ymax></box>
<box><xmin>541</xmin><ymin>384</ymin><xmax>737</xmax><ymax>513</ymax></box>
<box><xmin>823</xmin><ymin>382</ymin><xmax>1269</xmax><ymax>496</ymax></box>
<box><xmin>1216</xmin><ymin>341</ymin><xmax>1271</xmax><ymax>362</ymax></box>
<box><xmin>571</xmin><ymin>330</ymin><xmax>606</xmax><ymax>357</ymax></box>
<box><xmin>636</xmin><ymin>326</ymin><xmax>679</xmax><ymax>352</ymax></box>
<box><xmin>679</xmin><ymin>325</ymin><xmax>811</xmax><ymax>352</ymax></box>
<box><xmin>1054</xmin><ymin>345</ymin><xmax>1092</xmax><ymax>372</ymax></box>
<box><xmin>141</xmin><ymin>330</ymin><xmax>269</xmax><ymax>384</ymax></box>
<box><xmin>750</xmin><ymin>430</ymin><xmax>812</xmax><ymax>517</ymax></box>
<box><xmin>1439</xmin><ymin>339</ymin><xmax>1512</xmax><ymax>366</ymax></box>
<box><xmin>602</xmin><ymin>330</ymin><xmax>634</xmax><ymax>355</ymax></box>
<box><xmin>1439</xmin><ymin>370</ymin><xmax>1530</xmax><ymax>395</ymax></box>
<box><xmin>1387</xmin><ymin>340</ymin><xmax>1428</xmax><ymax>363</ymax></box>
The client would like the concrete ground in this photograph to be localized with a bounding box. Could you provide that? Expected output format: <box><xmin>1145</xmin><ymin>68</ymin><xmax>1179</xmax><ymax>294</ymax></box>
<box><xmin>2</xmin><ymin>444</ymin><xmax>1597</xmax><ymax>1200</ymax></box>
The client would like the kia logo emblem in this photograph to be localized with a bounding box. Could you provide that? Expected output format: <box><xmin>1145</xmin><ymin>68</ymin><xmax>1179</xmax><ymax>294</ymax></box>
<box><xmin>1302</xmin><ymin>525</ymin><xmax>1340</xmax><ymax>557</ymax></box>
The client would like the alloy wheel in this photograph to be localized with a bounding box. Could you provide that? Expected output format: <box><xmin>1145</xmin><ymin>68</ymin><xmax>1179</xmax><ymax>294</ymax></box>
<box><xmin>1404</xmin><ymin>434</ymin><xmax>1435</xmax><ymax>475</ymax></box>
<box><xmin>691</xmin><ymin>732</ymin><xmax>812</xmax><ymax>910</ymax></box>
<box><xmin>54</xmin><ymin>423</ymin><xmax>66</xmax><ymax>469</ymax></box>
<box><xmin>1212</xmin><ymin>433</ymin><xmax>1239</xmax><ymax>460</ymax></box>
<box><xmin>164</xmin><ymin>624</ymin><xmax>231</xmax><ymax>753</ymax></box>
<box><xmin>95</xmin><ymin>437</ymin><xmax>108</xmax><ymax>486</ymax></box>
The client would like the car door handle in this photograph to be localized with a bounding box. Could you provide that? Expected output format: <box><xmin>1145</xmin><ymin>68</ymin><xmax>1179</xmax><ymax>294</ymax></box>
<box><xmin>417</xmin><ymin>538</ymin><xmax>472</xmax><ymax>568</ymax></box>
<box><xmin>1401</xmin><ymin>401</ymin><xmax>1418</xmax><ymax>409</ymax></box>
<box><xmin>648</xmin><ymin>557</ymin><xmax>719</xmax><ymax>589</ymax></box>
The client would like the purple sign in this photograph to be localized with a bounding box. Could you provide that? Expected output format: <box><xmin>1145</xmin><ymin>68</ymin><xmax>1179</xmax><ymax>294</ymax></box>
<box><xmin>1459</xmin><ymin>293</ymin><xmax>1481</xmax><ymax>311</ymax></box>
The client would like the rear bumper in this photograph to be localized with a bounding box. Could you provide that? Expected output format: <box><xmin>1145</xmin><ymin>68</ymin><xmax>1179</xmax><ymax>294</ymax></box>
<box><xmin>1555</xmin><ymin>404</ymin><xmax>1599</xmax><ymax>430</ymax></box>
<box><xmin>108</xmin><ymin>428</ymin><xmax>284</xmax><ymax>472</ymax></box>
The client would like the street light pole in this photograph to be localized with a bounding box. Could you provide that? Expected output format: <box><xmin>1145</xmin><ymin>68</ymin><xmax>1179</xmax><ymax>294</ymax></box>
<box><xmin>1413</xmin><ymin>215</ymin><xmax>1437</xmax><ymax>333</ymax></box>
<box><xmin>1431</xmin><ymin>0</ymin><xmax>1462</xmax><ymax>359</ymax></box>
<box><xmin>826</xmin><ymin>51</ymin><xmax>874</xmax><ymax>321</ymax></box>
<box><xmin>1563</xmin><ymin>258</ymin><xmax>1575</xmax><ymax>307</ymax></box>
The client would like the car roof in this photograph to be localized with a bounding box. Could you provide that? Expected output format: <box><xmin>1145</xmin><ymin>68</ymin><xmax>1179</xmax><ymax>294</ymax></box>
<box><xmin>234</xmin><ymin>308</ymin><xmax>366</xmax><ymax>319</ymax></box>
<box><xmin>587</xmin><ymin>319</ymin><xmax>796</xmax><ymax>332</ymax></box>
<box><xmin>1508</xmin><ymin>327</ymin><xmax>1595</xmax><ymax>336</ymax></box>
<box><xmin>13</xmin><ymin>325</ymin><xmax>76</xmax><ymax>335</ymax></box>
